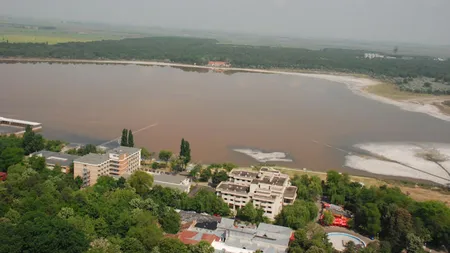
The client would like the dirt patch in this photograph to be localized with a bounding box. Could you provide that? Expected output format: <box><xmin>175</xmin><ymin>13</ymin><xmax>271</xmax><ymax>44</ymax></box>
<box><xmin>398</xmin><ymin>186</ymin><xmax>450</xmax><ymax>207</ymax></box>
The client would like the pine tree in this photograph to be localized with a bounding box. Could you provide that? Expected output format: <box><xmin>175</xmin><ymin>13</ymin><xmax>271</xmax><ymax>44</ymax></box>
<box><xmin>128</xmin><ymin>130</ymin><xmax>134</xmax><ymax>147</ymax></box>
<box><xmin>121</xmin><ymin>129</ymin><xmax>128</xmax><ymax>147</ymax></box>
<box><xmin>179</xmin><ymin>138</ymin><xmax>191</xmax><ymax>168</ymax></box>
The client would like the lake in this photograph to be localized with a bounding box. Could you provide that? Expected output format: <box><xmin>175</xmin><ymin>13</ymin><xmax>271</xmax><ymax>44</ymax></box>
<box><xmin>2</xmin><ymin>63</ymin><xmax>450</xmax><ymax>177</ymax></box>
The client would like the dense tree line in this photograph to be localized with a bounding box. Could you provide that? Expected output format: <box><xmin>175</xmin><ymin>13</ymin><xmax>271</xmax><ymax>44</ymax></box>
<box><xmin>323</xmin><ymin>171</ymin><xmax>450</xmax><ymax>252</ymax></box>
<box><xmin>1</xmin><ymin>37</ymin><xmax>449</xmax><ymax>82</ymax></box>
<box><xmin>0</xmin><ymin>166</ymin><xmax>221</xmax><ymax>252</ymax></box>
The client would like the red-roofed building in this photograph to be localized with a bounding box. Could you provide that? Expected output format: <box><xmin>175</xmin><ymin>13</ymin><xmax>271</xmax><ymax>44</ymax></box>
<box><xmin>165</xmin><ymin>230</ymin><xmax>220</xmax><ymax>245</ymax></box>
<box><xmin>208</xmin><ymin>61</ymin><xmax>231</xmax><ymax>68</ymax></box>
<box><xmin>0</xmin><ymin>172</ymin><xmax>7</xmax><ymax>181</ymax></box>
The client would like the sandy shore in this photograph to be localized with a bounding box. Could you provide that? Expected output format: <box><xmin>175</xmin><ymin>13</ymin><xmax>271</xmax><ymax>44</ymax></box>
<box><xmin>2</xmin><ymin>57</ymin><xmax>449</xmax><ymax>122</ymax></box>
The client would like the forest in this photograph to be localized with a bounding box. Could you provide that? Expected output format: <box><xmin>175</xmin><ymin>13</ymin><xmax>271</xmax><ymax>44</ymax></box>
<box><xmin>1</xmin><ymin>37</ymin><xmax>449</xmax><ymax>85</ymax></box>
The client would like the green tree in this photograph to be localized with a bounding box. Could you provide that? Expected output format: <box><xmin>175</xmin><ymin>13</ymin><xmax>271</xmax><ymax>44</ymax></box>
<box><xmin>22</xmin><ymin>125</ymin><xmax>45</xmax><ymax>155</ymax></box>
<box><xmin>199</xmin><ymin>168</ymin><xmax>212</xmax><ymax>182</ymax></box>
<box><xmin>158</xmin><ymin>150</ymin><xmax>172</xmax><ymax>162</ymax></box>
<box><xmin>2</xmin><ymin>217</ymin><xmax>90</xmax><ymax>253</ymax></box>
<box><xmin>179</xmin><ymin>138</ymin><xmax>191</xmax><ymax>167</ymax></box>
<box><xmin>87</xmin><ymin>238</ymin><xmax>122</xmax><ymax>253</ymax></box>
<box><xmin>275</xmin><ymin>200</ymin><xmax>318</xmax><ymax>230</ymax></box>
<box><xmin>128</xmin><ymin>171</ymin><xmax>154</xmax><ymax>196</ymax></box>
<box><xmin>305</xmin><ymin>246</ymin><xmax>326</xmax><ymax>253</ymax></box>
<box><xmin>127</xmin><ymin>212</ymin><xmax>163</xmax><ymax>251</ymax></box>
<box><xmin>158</xmin><ymin>207</ymin><xmax>181</xmax><ymax>234</ymax></box>
<box><xmin>121</xmin><ymin>129</ymin><xmax>128</xmax><ymax>147</ymax></box>
<box><xmin>117</xmin><ymin>177</ymin><xmax>126</xmax><ymax>188</ymax></box>
<box><xmin>29</xmin><ymin>155</ymin><xmax>46</xmax><ymax>171</ymax></box>
<box><xmin>189</xmin><ymin>164</ymin><xmax>202</xmax><ymax>180</ymax></box>
<box><xmin>322</xmin><ymin>210</ymin><xmax>334</xmax><ymax>226</ymax></box>
<box><xmin>74</xmin><ymin>176</ymin><xmax>83</xmax><ymax>188</ymax></box>
<box><xmin>236</xmin><ymin>202</ymin><xmax>265</xmax><ymax>224</ymax></box>
<box><xmin>381</xmin><ymin>205</ymin><xmax>413</xmax><ymax>252</ymax></box>
<box><xmin>141</xmin><ymin>147</ymin><xmax>151</xmax><ymax>159</ymax></box>
<box><xmin>157</xmin><ymin>238</ymin><xmax>190</xmax><ymax>253</ymax></box>
<box><xmin>212</xmin><ymin>170</ymin><xmax>229</xmax><ymax>185</ymax></box>
<box><xmin>361</xmin><ymin>203</ymin><xmax>381</xmax><ymax>236</ymax></box>
<box><xmin>94</xmin><ymin>176</ymin><xmax>118</xmax><ymax>194</ymax></box>
<box><xmin>120</xmin><ymin>237</ymin><xmax>146</xmax><ymax>253</ymax></box>
<box><xmin>128</xmin><ymin>130</ymin><xmax>134</xmax><ymax>147</ymax></box>
<box><xmin>406</xmin><ymin>233</ymin><xmax>425</xmax><ymax>253</ymax></box>
<box><xmin>170</xmin><ymin>157</ymin><xmax>184</xmax><ymax>172</ymax></box>
<box><xmin>0</xmin><ymin>147</ymin><xmax>24</xmax><ymax>172</ymax></box>
<box><xmin>44</xmin><ymin>139</ymin><xmax>65</xmax><ymax>152</ymax></box>
<box><xmin>343</xmin><ymin>241</ymin><xmax>357</xmax><ymax>253</ymax></box>
<box><xmin>189</xmin><ymin>241</ymin><xmax>215</xmax><ymax>253</ymax></box>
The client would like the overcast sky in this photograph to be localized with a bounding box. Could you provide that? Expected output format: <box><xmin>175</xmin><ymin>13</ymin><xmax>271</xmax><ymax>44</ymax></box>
<box><xmin>2</xmin><ymin>0</ymin><xmax>449</xmax><ymax>45</ymax></box>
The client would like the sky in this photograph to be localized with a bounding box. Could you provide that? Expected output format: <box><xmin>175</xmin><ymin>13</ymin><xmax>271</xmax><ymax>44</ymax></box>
<box><xmin>2</xmin><ymin>0</ymin><xmax>450</xmax><ymax>45</ymax></box>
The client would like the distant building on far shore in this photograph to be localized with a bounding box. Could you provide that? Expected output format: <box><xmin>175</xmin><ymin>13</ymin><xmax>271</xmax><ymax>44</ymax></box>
<box><xmin>208</xmin><ymin>61</ymin><xmax>231</xmax><ymax>68</ymax></box>
<box><xmin>73</xmin><ymin>146</ymin><xmax>141</xmax><ymax>187</ymax></box>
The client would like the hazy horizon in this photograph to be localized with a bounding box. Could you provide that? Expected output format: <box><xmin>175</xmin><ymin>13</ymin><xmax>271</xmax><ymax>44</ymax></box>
<box><xmin>2</xmin><ymin>0</ymin><xmax>450</xmax><ymax>45</ymax></box>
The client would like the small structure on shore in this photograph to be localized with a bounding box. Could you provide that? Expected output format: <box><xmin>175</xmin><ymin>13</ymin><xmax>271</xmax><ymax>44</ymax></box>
<box><xmin>0</xmin><ymin>116</ymin><xmax>42</xmax><ymax>136</ymax></box>
<box><xmin>208</xmin><ymin>61</ymin><xmax>231</xmax><ymax>68</ymax></box>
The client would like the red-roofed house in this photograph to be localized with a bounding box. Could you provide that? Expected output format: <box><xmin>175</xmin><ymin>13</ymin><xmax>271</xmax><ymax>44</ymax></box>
<box><xmin>165</xmin><ymin>230</ymin><xmax>220</xmax><ymax>245</ymax></box>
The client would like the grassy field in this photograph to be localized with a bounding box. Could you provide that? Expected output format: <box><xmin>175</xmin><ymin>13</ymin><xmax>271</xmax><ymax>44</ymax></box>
<box><xmin>364</xmin><ymin>82</ymin><xmax>434</xmax><ymax>100</ymax></box>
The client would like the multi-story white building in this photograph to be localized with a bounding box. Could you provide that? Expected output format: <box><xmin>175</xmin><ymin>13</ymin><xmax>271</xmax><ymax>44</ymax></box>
<box><xmin>216</xmin><ymin>168</ymin><xmax>297</xmax><ymax>220</ymax></box>
<box><xmin>73</xmin><ymin>146</ymin><xmax>141</xmax><ymax>187</ymax></box>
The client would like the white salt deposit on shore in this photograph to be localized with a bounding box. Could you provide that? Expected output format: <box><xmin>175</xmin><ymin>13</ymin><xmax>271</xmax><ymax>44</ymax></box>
<box><xmin>346</xmin><ymin>142</ymin><xmax>450</xmax><ymax>185</ymax></box>
<box><xmin>233</xmin><ymin>148</ymin><xmax>293</xmax><ymax>163</ymax></box>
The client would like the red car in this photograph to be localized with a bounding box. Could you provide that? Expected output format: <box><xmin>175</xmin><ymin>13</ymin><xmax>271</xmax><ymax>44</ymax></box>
<box><xmin>0</xmin><ymin>172</ymin><xmax>7</xmax><ymax>181</ymax></box>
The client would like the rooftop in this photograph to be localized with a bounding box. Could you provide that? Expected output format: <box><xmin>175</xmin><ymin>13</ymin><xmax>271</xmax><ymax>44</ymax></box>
<box><xmin>107</xmin><ymin>146</ymin><xmax>140</xmax><ymax>156</ymax></box>
<box><xmin>0</xmin><ymin>116</ymin><xmax>41</xmax><ymax>126</ymax></box>
<box><xmin>166</xmin><ymin>230</ymin><xmax>220</xmax><ymax>245</ymax></box>
<box><xmin>216</xmin><ymin>182</ymin><xmax>249</xmax><ymax>194</ymax></box>
<box><xmin>152</xmin><ymin>172</ymin><xmax>189</xmax><ymax>184</ymax></box>
<box><xmin>31</xmin><ymin>150</ymin><xmax>79</xmax><ymax>167</ymax></box>
<box><xmin>216</xmin><ymin>218</ymin><xmax>293</xmax><ymax>252</ymax></box>
<box><xmin>283</xmin><ymin>186</ymin><xmax>297</xmax><ymax>199</ymax></box>
<box><xmin>74</xmin><ymin>153</ymin><xmax>109</xmax><ymax>165</ymax></box>
<box><xmin>252</xmin><ymin>176</ymin><xmax>287</xmax><ymax>186</ymax></box>
<box><xmin>178</xmin><ymin>210</ymin><xmax>221</xmax><ymax>224</ymax></box>
<box><xmin>231</xmin><ymin>170</ymin><xmax>259</xmax><ymax>178</ymax></box>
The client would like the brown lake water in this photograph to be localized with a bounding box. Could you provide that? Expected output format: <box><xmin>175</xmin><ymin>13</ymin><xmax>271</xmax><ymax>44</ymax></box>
<box><xmin>2</xmin><ymin>63</ymin><xmax>450</xmax><ymax>174</ymax></box>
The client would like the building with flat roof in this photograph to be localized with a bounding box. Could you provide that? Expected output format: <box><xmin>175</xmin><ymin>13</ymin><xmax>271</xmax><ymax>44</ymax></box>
<box><xmin>30</xmin><ymin>150</ymin><xmax>79</xmax><ymax>173</ymax></box>
<box><xmin>0</xmin><ymin>116</ymin><xmax>42</xmax><ymax>136</ymax></box>
<box><xmin>149</xmin><ymin>171</ymin><xmax>192</xmax><ymax>193</ymax></box>
<box><xmin>73</xmin><ymin>146</ymin><xmax>141</xmax><ymax>187</ymax></box>
<box><xmin>216</xmin><ymin>168</ymin><xmax>297</xmax><ymax>220</ymax></box>
<box><xmin>177</xmin><ymin>212</ymin><xmax>293</xmax><ymax>253</ymax></box>
<box><xmin>211</xmin><ymin>218</ymin><xmax>294</xmax><ymax>253</ymax></box>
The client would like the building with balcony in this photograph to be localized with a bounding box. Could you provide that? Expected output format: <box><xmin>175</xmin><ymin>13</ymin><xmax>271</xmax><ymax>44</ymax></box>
<box><xmin>216</xmin><ymin>168</ymin><xmax>297</xmax><ymax>220</ymax></box>
<box><xmin>73</xmin><ymin>146</ymin><xmax>141</xmax><ymax>187</ymax></box>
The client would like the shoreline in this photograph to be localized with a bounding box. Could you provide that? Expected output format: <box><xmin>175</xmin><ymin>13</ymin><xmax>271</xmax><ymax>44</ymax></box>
<box><xmin>2</xmin><ymin>57</ymin><xmax>450</xmax><ymax>122</ymax></box>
